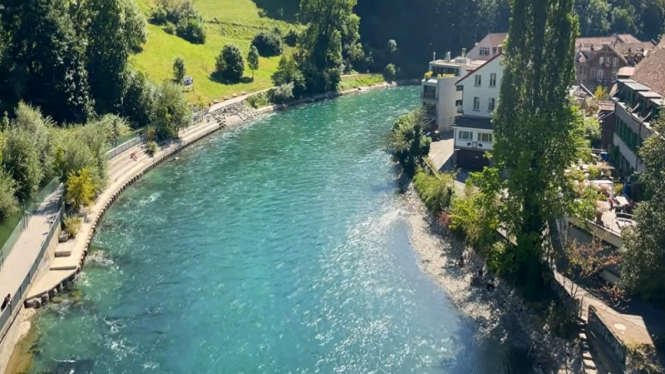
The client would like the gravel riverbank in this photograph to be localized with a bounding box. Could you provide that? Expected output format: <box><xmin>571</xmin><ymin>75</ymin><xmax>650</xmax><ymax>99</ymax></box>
<box><xmin>399</xmin><ymin>177</ymin><xmax>581</xmax><ymax>374</ymax></box>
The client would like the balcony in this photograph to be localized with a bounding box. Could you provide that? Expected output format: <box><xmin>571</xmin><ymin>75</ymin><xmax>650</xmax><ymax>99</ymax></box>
<box><xmin>422</xmin><ymin>91</ymin><xmax>437</xmax><ymax>102</ymax></box>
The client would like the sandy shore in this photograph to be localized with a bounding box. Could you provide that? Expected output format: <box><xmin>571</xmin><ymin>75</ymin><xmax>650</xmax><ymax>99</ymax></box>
<box><xmin>399</xmin><ymin>179</ymin><xmax>580</xmax><ymax>374</ymax></box>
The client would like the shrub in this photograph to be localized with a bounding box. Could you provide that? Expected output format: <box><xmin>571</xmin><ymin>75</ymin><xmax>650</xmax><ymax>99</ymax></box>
<box><xmin>285</xmin><ymin>29</ymin><xmax>298</xmax><ymax>47</ymax></box>
<box><xmin>164</xmin><ymin>22</ymin><xmax>176</xmax><ymax>35</ymax></box>
<box><xmin>246</xmin><ymin>92</ymin><xmax>270</xmax><ymax>109</ymax></box>
<box><xmin>271</xmin><ymin>56</ymin><xmax>306</xmax><ymax>97</ymax></box>
<box><xmin>383</xmin><ymin>63</ymin><xmax>396</xmax><ymax>82</ymax></box>
<box><xmin>145</xmin><ymin>126</ymin><xmax>157</xmax><ymax>142</ymax></box>
<box><xmin>2</xmin><ymin>127</ymin><xmax>43</xmax><ymax>201</ymax></box>
<box><xmin>65</xmin><ymin>168</ymin><xmax>96</xmax><ymax>212</ymax></box>
<box><xmin>251</xmin><ymin>31</ymin><xmax>283</xmax><ymax>57</ymax></box>
<box><xmin>614</xmin><ymin>183</ymin><xmax>623</xmax><ymax>196</ymax></box>
<box><xmin>173</xmin><ymin>57</ymin><xmax>186</xmax><ymax>83</ymax></box>
<box><xmin>145</xmin><ymin>140</ymin><xmax>158</xmax><ymax>156</ymax></box>
<box><xmin>413</xmin><ymin>170</ymin><xmax>454</xmax><ymax>214</ymax></box>
<box><xmin>215</xmin><ymin>44</ymin><xmax>244</xmax><ymax>81</ymax></box>
<box><xmin>389</xmin><ymin>110</ymin><xmax>431</xmax><ymax>175</ymax></box>
<box><xmin>258</xmin><ymin>9</ymin><xmax>267</xmax><ymax>18</ymax></box>
<box><xmin>121</xmin><ymin>69</ymin><xmax>155</xmax><ymax>129</ymax></box>
<box><xmin>0</xmin><ymin>170</ymin><xmax>19</xmax><ymax>220</ymax></box>
<box><xmin>150</xmin><ymin>6</ymin><xmax>168</xmax><ymax>25</ymax></box>
<box><xmin>587</xmin><ymin>164</ymin><xmax>601</xmax><ymax>179</ymax></box>
<box><xmin>62</xmin><ymin>215</ymin><xmax>82</xmax><ymax>238</ymax></box>
<box><xmin>269</xmin><ymin>83</ymin><xmax>294</xmax><ymax>104</ymax></box>
<box><xmin>176</xmin><ymin>18</ymin><xmax>206</xmax><ymax>44</ymax></box>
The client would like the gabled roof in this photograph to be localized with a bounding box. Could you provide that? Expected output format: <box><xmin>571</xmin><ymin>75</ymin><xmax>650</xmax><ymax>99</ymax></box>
<box><xmin>630</xmin><ymin>40</ymin><xmax>665</xmax><ymax>96</ymax></box>
<box><xmin>482</xmin><ymin>33</ymin><xmax>508</xmax><ymax>46</ymax></box>
<box><xmin>456</xmin><ymin>53</ymin><xmax>502</xmax><ymax>84</ymax></box>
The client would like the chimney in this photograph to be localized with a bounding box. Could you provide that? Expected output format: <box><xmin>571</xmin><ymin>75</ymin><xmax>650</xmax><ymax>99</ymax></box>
<box><xmin>462</xmin><ymin>48</ymin><xmax>467</xmax><ymax>58</ymax></box>
<box><xmin>433</xmin><ymin>51</ymin><xmax>436</xmax><ymax>61</ymax></box>
<box><xmin>498</xmin><ymin>44</ymin><xmax>503</xmax><ymax>54</ymax></box>
<box><xmin>445</xmin><ymin>51</ymin><xmax>451</xmax><ymax>61</ymax></box>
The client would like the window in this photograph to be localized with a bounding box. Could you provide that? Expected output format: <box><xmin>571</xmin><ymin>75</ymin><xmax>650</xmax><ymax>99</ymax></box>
<box><xmin>478</xmin><ymin>133</ymin><xmax>493</xmax><ymax>142</ymax></box>
<box><xmin>612</xmin><ymin>71</ymin><xmax>617</xmax><ymax>82</ymax></box>
<box><xmin>596</xmin><ymin>69</ymin><xmax>603</xmax><ymax>80</ymax></box>
<box><xmin>489</xmin><ymin>73</ymin><xmax>497</xmax><ymax>87</ymax></box>
<box><xmin>492</xmin><ymin>47</ymin><xmax>497</xmax><ymax>55</ymax></box>
<box><xmin>473</xmin><ymin>97</ymin><xmax>480</xmax><ymax>111</ymax></box>
<box><xmin>474</xmin><ymin>75</ymin><xmax>482</xmax><ymax>86</ymax></box>
<box><xmin>488</xmin><ymin>98</ymin><xmax>496</xmax><ymax>112</ymax></box>
<box><xmin>599</xmin><ymin>56</ymin><xmax>604</xmax><ymax>65</ymax></box>
<box><xmin>591</xmin><ymin>69</ymin><xmax>596</xmax><ymax>78</ymax></box>
<box><xmin>456</xmin><ymin>85</ymin><xmax>464</xmax><ymax>91</ymax></box>
<box><xmin>613</xmin><ymin>57</ymin><xmax>618</xmax><ymax>68</ymax></box>
<box><xmin>480</xmin><ymin>47</ymin><xmax>490</xmax><ymax>56</ymax></box>
<box><xmin>459</xmin><ymin>131</ymin><xmax>472</xmax><ymax>140</ymax></box>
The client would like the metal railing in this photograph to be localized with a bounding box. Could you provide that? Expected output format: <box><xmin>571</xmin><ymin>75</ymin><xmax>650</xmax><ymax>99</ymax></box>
<box><xmin>0</xmin><ymin>201</ymin><xmax>63</xmax><ymax>344</ymax></box>
<box><xmin>106</xmin><ymin>133</ymin><xmax>145</xmax><ymax>160</ymax></box>
<box><xmin>0</xmin><ymin>178</ymin><xmax>60</xmax><ymax>269</ymax></box>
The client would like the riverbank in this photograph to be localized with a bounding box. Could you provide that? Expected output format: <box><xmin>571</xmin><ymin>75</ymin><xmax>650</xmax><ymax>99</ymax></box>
<box><xmin>399</xmin><ymin>175</ymin><xmax>580</xmax><ymax>374</ymax></box>
<box><xmin>3</xmin><ymin>81</ymin><xmax>418</xmax><ymax>374</ymax></box>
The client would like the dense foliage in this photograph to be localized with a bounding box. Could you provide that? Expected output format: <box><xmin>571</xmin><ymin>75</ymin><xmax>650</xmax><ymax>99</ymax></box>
<box><xmin>149</xmin><ymin>0</ymin><xmax>206</xmax><ymax>44</ymax></box>
<box><xmin>473</xmin><ymin>0</ymin><xmax>584</xmax><ymax>297</ymax></box>
<box><xmin>621</xmin><ymin>116</ymin><xmax>665</xmax><ymax>300</ymax></box>
<box><xmin>271</xmin><ymin>56</ymin><xmax>307</xmax><ymax>97</ymax></box>
<box><xmin>388</xmin><ymin>109</ymin><xmax>431</xmax><ymax>176</ymax></box>
<box><xmin>251</xmin><ymin>31</ymin><xmax>283</xmax><ymax>57</ymax></box>
<box><xmin>413</xmin><ymin>170</ymin><xmax>454</xmax><ymax>215</ymax></box>
<box><xmin>151</xmin><ymin>83</ymin><xmax>192</xmax><ymax>140</ymax></box>
<box><xmin>216</xmin><ymin>44</ymin><xmax>245</xmax><ymax>81</ymax></box>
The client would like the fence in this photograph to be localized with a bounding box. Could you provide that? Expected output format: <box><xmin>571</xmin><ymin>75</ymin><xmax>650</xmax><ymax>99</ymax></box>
<box><xmin>106</xmin><ymin>131</ymin><xmax>145</xmax><ymax>160</ymax></box>
<box><xmin>0</xmin><ymin>178</ymin><xmax>61</xmax><ymax>269</ymax></box>
<box><xmin>0</xmin><ymin>201</ymin><xmax>63</xmax><ymax>344</ymax></box>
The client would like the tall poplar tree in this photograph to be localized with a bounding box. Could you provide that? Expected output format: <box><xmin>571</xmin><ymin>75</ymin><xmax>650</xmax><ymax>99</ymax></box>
<box><xmin>481</xmin><ymin>0</ymin><xmax>582</xmax><ymax>296</ymax></box>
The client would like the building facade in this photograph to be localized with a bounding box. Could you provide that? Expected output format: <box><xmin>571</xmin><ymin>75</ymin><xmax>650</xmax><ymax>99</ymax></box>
<box><xmin>574</xmin><ymin>36</ymin><xmax>655</xmax><ymax>90</ymax></box>
<box><xmin>421</xmin><ymin>50</ymin><xmax>485</xmax><ymax>132</ymax></box>
<box><xmin>452</xmin><ymin>54</ymin><xmax>504</xmax><ymax>170</ymax></box>
<box><xmin>608</xmin><ymin>39</ymin><xmax>665</xmax><ymax>178</ymax></box>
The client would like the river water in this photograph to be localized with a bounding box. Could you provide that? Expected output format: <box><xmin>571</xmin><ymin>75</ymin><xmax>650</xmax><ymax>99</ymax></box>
<box><xmin>27</xmin><ymin>87</ymin><xmax>532</xmax><ymax>374</ymax></box>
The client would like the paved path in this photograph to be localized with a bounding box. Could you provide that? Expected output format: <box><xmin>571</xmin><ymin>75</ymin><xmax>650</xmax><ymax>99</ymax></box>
<box><xmin>27</xmin><ymin>116</ymin><xmax>241</xmax><ymax>301</ymax></box>
<box><xmin>0</xmin><ymin>188</ymin><xmax>63</xmax><ymax>306</ymax></box>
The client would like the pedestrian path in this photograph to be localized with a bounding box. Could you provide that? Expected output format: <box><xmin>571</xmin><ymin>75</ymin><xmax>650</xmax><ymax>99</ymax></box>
<box><xmin>0</xmin><ymin>188</ymin><xmax>63</xmax><ymax>303</ymax></box>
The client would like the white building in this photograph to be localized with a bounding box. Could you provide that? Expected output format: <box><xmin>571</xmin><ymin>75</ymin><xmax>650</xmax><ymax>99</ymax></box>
<box><xmin>421</xmin><ymin>49</ymin><xmax>486</xmax><ymax>132</ymax></box>
<box><xmin>453</xmin><ymin>53</ymin><xmax>504</xmax><ymax>170</ymax></box>
<box><xmin>466</xmin><ymin>33</ymin><xmax>506</xmax><ymax>61</ymax></box>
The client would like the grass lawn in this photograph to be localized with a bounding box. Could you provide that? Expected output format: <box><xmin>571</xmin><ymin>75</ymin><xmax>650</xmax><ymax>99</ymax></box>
<box><xmin>338</xmin><ymin>74</ymin><xmax>386</xmax><ymax>91</ymax></box>
<box><xmin>132</xmin><ymin>0</ymin><xmax>300</xmax><ymax>105</ymax></box>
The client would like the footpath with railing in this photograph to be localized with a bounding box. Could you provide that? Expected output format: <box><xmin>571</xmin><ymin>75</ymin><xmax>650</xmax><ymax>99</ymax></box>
<box><xmin>0</xmin><ymin>188</ymin><xmax>63</xmax><ymax>344</ymax></box>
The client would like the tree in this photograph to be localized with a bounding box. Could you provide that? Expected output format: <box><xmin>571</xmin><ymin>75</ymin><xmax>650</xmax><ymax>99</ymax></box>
<box><xmin>388</xmin><ymin>109</ymin><xmax>431</xmax><ymax>176</ymax></box>
<box><xmin>594</xmin><ymin>85</ymin><xmax>609</xmax><ymax>100</ymax></box>
<box><xmin>2</xmin><ymin>128</ymin><xmax>43</xmax><ymax>201</ymax></box>
<box><xmin>247</xmin><ymin>45</ymin><xmax>260</xmax><ymax>80</ymax></box>
<box><xmin>121</xmin><ymin>69</ymin><xmax>155</xmax><ymax>128</ymax></box>
<box><xmin>151</xmin><ymin>82</ymin><xmax>192</xmax><ymax>140</ymax></box>
<box><xmin>611</xmin><ymin>6</ymin><xmax>637</xmax><ymax>34</ymax></box>
<box><xmin>387</xmin><ymin>39</ymin><xmax>397</xmax><ymax>59</ymax></box>
<box><xmin>12</xmin><ymin>102</ymin><xmax>56</xmax><ymax>181</ymax></box>
<box><xmin>383</xmin><ymin>63</ymin><xmax>396</xmax><ymax>82</ymax></box>
<box><xmin>216</xmin><ymin>43</ymin><xmax>244</xmax><ymax>81</ymax></box>
<box><xmin>621</xmin><ymin>116</ymin><xmax>665</xmax><ymax>299</ymax></box>
<box><xmin>0</xmin><ymin>170</ymin><xmax>19</xmax><ymax>220</ymax></box>
<box><xmin>576</xmin><ymin>0</ymin><xmax>611</xmax><ymax>36</ymax></box>
<box><xmin>476</xmin><ymin>0</ymin><xmax>581</xmax><ymax>297</ymax></box>
<box><xmin>65</xmin><ymin>168</ymin><xmax>95</xmax><ymax>212</ymax></box>
<box><xmin>271</xmin><ymin>56</ymin><xmax>306</xmax><ymax>97</ymax></box>
<box><xmin>251</xmin><ymin>31</ymin><xmax>283</xmax><ymax>57</ymax></box>
<box><xmin>85</xmin><ymin>0</ymin><xmax>147</xmax><ymax>114</ymax></box>
<box><xmin>0</xmin><ymin>0</ymin><xmax>93</xmax><ymax>123</ymax></box>
<box><xmin>173</xmin><ymin>57</ymin><xmax>186</xmax><ymax>83</ymax></box>
<box><xmin>297</xmin><ymin>0</ymin><xmax>357</xmax><ymax>93</ymax></box>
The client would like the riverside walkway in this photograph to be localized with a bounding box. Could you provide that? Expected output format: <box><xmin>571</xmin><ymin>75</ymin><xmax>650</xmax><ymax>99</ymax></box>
<box><xmin>25</xmin><ymin>111</ymin><xmax>245</xmax><ymax>303</ymax></box>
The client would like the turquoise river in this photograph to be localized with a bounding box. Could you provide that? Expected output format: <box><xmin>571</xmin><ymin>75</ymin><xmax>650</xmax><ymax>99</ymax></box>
<box><xmin>27</xmin><ymin>87</ymin><xmax>532</xmax><ymax>373</ymax></box>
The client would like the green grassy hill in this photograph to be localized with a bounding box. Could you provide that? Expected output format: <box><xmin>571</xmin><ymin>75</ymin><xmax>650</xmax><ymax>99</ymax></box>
<box><xmin>132</xmin><ymin>0</ymin><xmax>300</xmax><ymax>105</ymax></box>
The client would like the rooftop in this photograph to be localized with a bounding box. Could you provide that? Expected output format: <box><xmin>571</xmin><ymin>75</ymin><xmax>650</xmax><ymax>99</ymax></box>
<box><xmin>630</xmin><ymin>39</ymin><xmax>665</xmax><ymax>96</ymax></box>
<box><xmin>617</xmin><ymin>66</ymin><xmax>635</xmax><ymax>77</ymax></box>
<box><xmin>453</xmin><ymin>116</ymin><xmax>493</xmax><ymax>130</ymax></box>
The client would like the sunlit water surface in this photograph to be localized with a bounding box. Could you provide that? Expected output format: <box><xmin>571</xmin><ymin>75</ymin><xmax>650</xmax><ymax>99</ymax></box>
<box><xmin>29</xmin><ymin>87</ymin><xmax>532</xmax><ymax>374</ymax></box>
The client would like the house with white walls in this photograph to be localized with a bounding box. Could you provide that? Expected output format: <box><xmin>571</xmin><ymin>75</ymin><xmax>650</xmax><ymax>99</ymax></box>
<box><xmin>421</xmin><ymin>49</ymin><xmax>486</xmax><ymax>132</ymax></box>
<box><xmin>452</xmin><ymin>53</ymin><xmax>504</xmax><ymax>170</ymax></box>
<box><xmin>466</xmin><ymin>33</ymin><xmax>506</xmax><ymax>61</ymax></box>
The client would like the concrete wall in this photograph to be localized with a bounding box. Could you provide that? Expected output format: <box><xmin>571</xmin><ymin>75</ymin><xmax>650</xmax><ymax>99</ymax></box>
<box><xmin>435</xmin><ymin>77</ymin><xmax>461</xmax><ymax>132</ymax></box>
<box><xmin>460</xmin><ymin>57</ymin><xmax>502</xmax><ymax>117</ymax></box>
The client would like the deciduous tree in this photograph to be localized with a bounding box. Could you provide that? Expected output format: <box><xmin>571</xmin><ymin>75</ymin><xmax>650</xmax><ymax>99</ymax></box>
<box><xmin>247</xmin><ymin>46</ymin><xmax>260</xmax><ymax>79</ymax></box>
<box><xmin>65</xmin><ymin>168</ymin><xmax>95</xmax><ymax>212</ymax></box>
<box><xmin>216</xmin><ymin>43</ymin><xmax>244</xmax><ymax>81</ymax></box>
<box><xmin>173</xmin><ymin>57</ymin><xmax>186</xmax><ymax>83</ymax></box>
